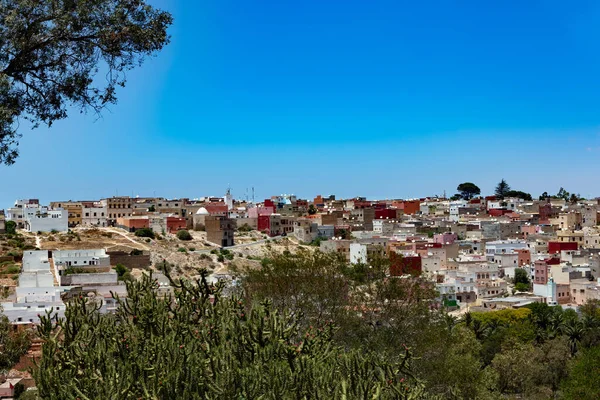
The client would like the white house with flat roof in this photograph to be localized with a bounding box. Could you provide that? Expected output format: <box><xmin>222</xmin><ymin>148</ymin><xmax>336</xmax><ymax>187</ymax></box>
<box><xmin>1</xmin><ymin>250</ymin><xmax>66</xmax><ymax>324</ymax></box>
<box><xmin>53</xmin><ymin>249</ymin><xmax>111</xmax><ymax>270</ymax></box>
<box><xmin>25</xmin><ymin>208</ymin><xmax>68</xmax><ymax>232</ymax></box>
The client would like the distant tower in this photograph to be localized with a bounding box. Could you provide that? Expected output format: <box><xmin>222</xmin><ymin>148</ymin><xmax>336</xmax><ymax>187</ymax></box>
<box><xmin>224</xmin><ymin>185</ymin><xmax>233</xmax><ymax>210</ymax></box>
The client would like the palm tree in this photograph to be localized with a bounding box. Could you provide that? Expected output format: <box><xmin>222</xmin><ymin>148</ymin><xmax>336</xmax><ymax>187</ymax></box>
<box><xmin>471</xmin><ymin>319</ymin><xmax>489</xmax><ymax>341</ymax></box>
<box><xmin>562</xmin><ymin>319</ymin><xmax>585</xmax><ymax>355</ymax></box>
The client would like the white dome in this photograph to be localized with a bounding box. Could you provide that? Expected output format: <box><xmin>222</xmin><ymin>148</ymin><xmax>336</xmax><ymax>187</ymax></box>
<box><xmin>196</xmin><ymin>207</ymin><xmax>209</xmax><ymax>215</ymax></box>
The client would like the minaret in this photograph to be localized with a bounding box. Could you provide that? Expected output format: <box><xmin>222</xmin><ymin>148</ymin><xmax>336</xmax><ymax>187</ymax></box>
<box><xmin>224</xmin><ymin>186</ymin><xmax>233</xmax><ymax>210</ymax></box>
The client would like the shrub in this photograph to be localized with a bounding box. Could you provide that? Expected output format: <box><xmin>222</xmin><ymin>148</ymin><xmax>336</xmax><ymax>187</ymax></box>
<box><xmin>135</xmin><ymin>228</ymin><xmax>155</xmax><ymax>239</ymax></box>
<box><xmin>237</xmin><ymin>223</ymin><xmax>253</xmax><ymax>232</ymax></box>
<box><xmin>210</xmin><ymin>249</ymin><xmax>218</xmax><ymax>255</ymax></box>
<box><xmin>6</xmin><ymin>265</ymin><xmax>20</xmax><ymax>274</ymax></box>
<box><xmin>130</xmin><ymin>249</ymin><xmax>143</xmax><ymax>256</ymax></box>
<box><xmin>189</xmin><ymin>247</ymin><xmax>195</xmax><ymax>252</ymax></box>
<box><xmin>199</xmin><ymin>254</ymin><xmax>211</xmax><ymax>261</ymax></box>
<box><xmin>217</xmin><ymin>254</ymin><xmax>225</xmax><ymax>262</ymax></box>
<box><xmin>176</xmin><ymin>230</ymin><xmax>192</xmax><ymax>241</ymax></box>
<box><xmin>33</xmin><ymin>268</ymin><xmax>424</xmax><ymax>399</ymax></box>
<box><xmin>145</xmin><ymin>238</ymin><xmax>151</xmax><ymax>243</ymax></box>
<box><xmin>178</xmin><ymin>247</ymin><xmax>187</xmax><ymax>253</ymax></box>
<box><xmin>5</xmin><ymin>221</ymin><xmax>16</xmax><ymax>234</ymax></box>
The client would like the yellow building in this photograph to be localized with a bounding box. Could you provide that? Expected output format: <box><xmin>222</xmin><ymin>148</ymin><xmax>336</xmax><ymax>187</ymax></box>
<box><xmin>49</xmin><ymin>201</ymin><xmax>83</xmax><ymax>227</ymax></box>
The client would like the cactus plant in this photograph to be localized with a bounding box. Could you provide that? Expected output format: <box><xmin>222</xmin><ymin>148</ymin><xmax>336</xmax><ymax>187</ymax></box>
<box><xmin>33</xmin><ymin>263</ymin><xmax>427</xmax><ymax>399</ymax></box>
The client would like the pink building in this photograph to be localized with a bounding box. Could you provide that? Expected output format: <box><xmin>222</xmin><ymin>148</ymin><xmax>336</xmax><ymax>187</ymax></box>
<box><xmin>433</xmin><ymin>232</ymin><xmax>458</xmax><ymax>245</ymax></box>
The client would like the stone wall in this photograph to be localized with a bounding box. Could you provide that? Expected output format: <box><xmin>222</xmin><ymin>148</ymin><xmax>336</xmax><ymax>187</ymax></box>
<box><xmin>107</xmin><ymin>251</ymin><xmax>151</xmax><ymax>269</ymax></box>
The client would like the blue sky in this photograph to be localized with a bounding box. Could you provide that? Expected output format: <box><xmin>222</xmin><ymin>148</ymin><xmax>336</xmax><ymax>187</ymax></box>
<box><xmin>2</xmin><ymin>0</ymin><xmax>600</xmax><ymax>206</ymax></box>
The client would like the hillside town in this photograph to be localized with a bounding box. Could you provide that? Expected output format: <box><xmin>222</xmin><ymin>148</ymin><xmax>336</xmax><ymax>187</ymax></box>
<box><xmin>2</xmin><ymin>184</ymin><xmax>599</xmax><ymax>321</ymax></box>
<box><xmin>1</xmin><ymin>183</ymin><xmax>600</xmax><ymax>397</ymax></box>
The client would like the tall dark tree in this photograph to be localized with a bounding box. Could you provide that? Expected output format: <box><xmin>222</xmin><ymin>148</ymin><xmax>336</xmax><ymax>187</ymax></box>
<box><xmin>505</xmin><ymin>190</ymin><xmax>533</xmax><ymax>201</ymax></box>
<box><xmin>556</xmin><ymin>187</ymin><xmax>570</xmax><ymax>201</ymax></box>
<box><xmin>494</xmin><ymin>179</ymin><xmax>511</xmax><ymax>199</ymax></box>
<box><xmin>456</xmin><ymin>182</ymin><xmax>481</xmax><ymax>200</ymax></box>
<box><xmin>0</xmin><ymin>0</ymin><xmax>173</xmax><ymax>164</ymax></box>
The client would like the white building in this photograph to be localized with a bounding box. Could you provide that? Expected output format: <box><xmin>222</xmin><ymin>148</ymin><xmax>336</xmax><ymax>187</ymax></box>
<box><xmin>25</xmin><ymin>208</ymin><xmax>68</xmax><ymax>232</ymax></box>
<box><xmin>81</xmin><ymin>203</ymin><xmax>108</xmax><ymax>227</ymax></box>
<box><xmin>485</xmin><ymin>240</ymin><xmax>528</xmax><ymax>261</ymax></box>
<box><xmin>53</xmin><ymin>249</ymin><xmax>111</xmax><ymax>272</ymax></box>
<box><xmin>6</xmin><ymin>199</ymin><xmax>44</xmax><ymax>228</ymax></box>
<box><xmin>1</xmin><ymin>250</ymin><xmax>66</xmax><ymax>324</ymax></box>
<box><xmin>350</xmin><ymin>243</ymin><xmax>367</xmax><ymax>264</ymax></box>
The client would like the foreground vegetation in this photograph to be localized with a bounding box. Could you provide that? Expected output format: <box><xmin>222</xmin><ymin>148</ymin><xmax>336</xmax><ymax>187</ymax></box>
<box><xmin>0</xmin><ymin>250</ymin><xmax>598</xmax><ymax>398</ymax></box>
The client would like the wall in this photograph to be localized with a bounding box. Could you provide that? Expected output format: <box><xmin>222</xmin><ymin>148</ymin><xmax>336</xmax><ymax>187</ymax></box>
<box><xmin>107</xmin><ymin>251</ymin><xmax>151</xmax><ymax>269</ymax></box>
<box><xmin>61</xmin><ymin>272</ymin><xmax>118</xmax><ymax>286</ymax></box>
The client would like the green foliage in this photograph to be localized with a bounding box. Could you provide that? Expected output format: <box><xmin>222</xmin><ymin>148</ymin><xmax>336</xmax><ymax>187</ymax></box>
<box><xmin>0</xmin><ymin>314</ymin><xmax>30</xmax><ymax>371</ymax></box>
<box><xmin>13</xmin><ymin>382</ymin><xmax>25</xmax><ymax>399</ymax></box>
<box><xmin>5</xmin><ymin>265</ymin><xmax>20</xmax><ymax>274</ymax></box>
<box><xmin>456</xmin><ymin>182</ymin><xmax>480</xmax><ymax>200</ymax></box>
<box><xmin>561</xmin><ymin>345</ymin><xmax>600</xmax><ymax>400</ymax></box>
<box><xmin>309</xmin><ymin>236</ymin><xmax>326</xmax><ymax>246</ymax></box>
<box><xmin>148</xmin><ymin>205</ymin><xmax>156</xmax><ymax>212</ymax></box>
<box><xmin>236</xmin><ymin>223</ymin><xmax>253</xmax><ymax>232</ymax></box>
<box><xmin>114</xmin><ymin>264</ymin><xmax>127</xmax><ymax>277</ymax></box>
<box><xmin>5</xmin><ymin>220</ymin><xmax>16</xmax><ymax>234</ymax></box>
<box><xmin>134</xmin><ymin>228</ymin><xmax>155</xmax><ymax>239</ymax></box>
<box><xmin>514</xmin><ymin>268</ymin><xmax>530</xmax><ymax>285</ymax></box>
<box><xmin>16</xmin><ymin>388</ymin><xmax>38</xmax><ymax>400</ymax></box>
<box><xmin>178</xmin><ymin>247</ymin><xmax>187</xmax><ymax>253</ymax></box>
<box><xmin>130</xmin><ymin>249</ymin><xmax>143</xmax><ymax>256</ymax></box>
<box><xmin>504</xmin><ymin>190</ymin><xmax>533</xmax><ymax>201</ymax></box>
<box><xmin>33</xmin><ymin>268</ymin><xmax>426</xmax><ymax>399</ymax></box>
<box><xmin>113</xmin><ymin>264</ymin><xmax>131</xmax><ymax>282</ymax></box>
<box><xmin>216</xmin><ymin>254</ymin><xmax>225</xmax><ymax>262</ymax></box>
<box><xmin>494</xmin><ymin>179</ymin><xmax>511</xmax><ymax>199</ymax></box>
<box><xmin>308</xmin><ymin>204</ymin><xmax>317</xmax><ymax>215</ymax></box>
<box><xmin>556</xmin><ymin>187</ymin><xmax>570</xmax><ymax>201</ymax></box>
<box><xmin>176</xmin><ymin>230</ymin><xmax>192</xmax><ymax>241</ymax></box>
<box><xmin>514</xmin><ymin>282</ymin><xmax>530</xmax><ymax>292</ymax></box>
<box><xmin>0</xmin><ymin>0</ymin><xmax>173</xmax><ymax>164</ymax></box>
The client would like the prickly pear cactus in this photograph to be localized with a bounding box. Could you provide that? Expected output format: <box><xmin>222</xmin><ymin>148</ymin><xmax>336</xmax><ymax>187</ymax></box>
<box><xmin>33</xmin><ymin>264</ymin><xmax>426</xmax><ymax>399</ymax></box>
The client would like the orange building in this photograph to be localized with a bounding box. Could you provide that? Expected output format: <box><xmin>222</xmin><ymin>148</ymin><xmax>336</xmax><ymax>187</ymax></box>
<box><xmin>117</xmin><ymin>216</ymin><xmax>149</xmax><ymax>232</ymax></box>
<box><xmin>393</xmin><ymin>200</ymin><xmax>421</xmax><ymax>215</ymax></box>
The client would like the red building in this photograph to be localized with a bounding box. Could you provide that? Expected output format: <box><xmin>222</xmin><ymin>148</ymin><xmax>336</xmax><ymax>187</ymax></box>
<box><xmin>488</xmin><ymin>209</ymin><xmax>513</xmax><ymax>217</ymax></box>
<box><xmin>257</xmin><ymin>215</ymin><xmax>271</xmax><ymax>234</ymax></box>
<box><xmin>390</xmin><ymin>253</ymin><xmax>422</xmax><ymax>276</ymax></box>
<box><xmin>548</xmin><ymin>241</ymin><xmax>578</xmax><ymax>254</ymax></box>
<box><xmin>395</xmin><ymin>200</ymin><xmax>421</xmax><ymax>215</ymax></box>
<box><xmin>166</xmin><ymin>216</ymin><xmax>187</xmax><ymax>233</ymax></box>
<box><xmin>375</xmin><ymin>208</ymin><xmax>398</xmax><ymax>220</ymax></box>
<box><xmin>515</xmin><ymin>249</ymin><xmax>531</xmax><ymax>266</ymax></box>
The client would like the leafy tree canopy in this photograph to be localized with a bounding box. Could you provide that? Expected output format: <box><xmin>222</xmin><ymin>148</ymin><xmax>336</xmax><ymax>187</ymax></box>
<box><xmin>504</xmin><ymin>190</ymin><xmax>532</xmax><ymax>201</ymax></box>
<box><xmin>0</xmin><ymin>0</ymin><xmax>173</xmax><ymax>164</ymax></box>
<box><xmin>33</xmin><ymin>268</ymin><xmax>427</xmax><ymax>399</ymax></box>
<box><xmin>176</xmin><ymin>229</ymin><xmax>192</xmax><ymax>241</ymax></box>
<box><xmin>456</xmin><ymin>182</ymin><xmax>481</xmax><ymax>200</ymax></box>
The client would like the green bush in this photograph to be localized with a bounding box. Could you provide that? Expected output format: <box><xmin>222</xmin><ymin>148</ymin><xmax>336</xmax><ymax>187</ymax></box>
<box><xmin>5</xmin><ymin>220</ymin><xmax>16</xmax><ymax>235</ymax></box>
<box><xmin>178</xmin><ymin>247</ymin><xmax>187</xmax><ymax>253</ymax></box>
<box><xmin>237</xmin><ymin>223</ymin><xmax>253</xmax><ymax>232</ymax></box>
<box><xmin>135</xmin><ymin>228</ymin><xmax>155</xmax><ymax>239</ymax></box>
<box><xmin>217</xmin><ymin>254</ymin><xmax>225</xmax><ymax>262</ymax></box>
<box><xmin>6</xmin><ymin>265</ymin><xmax>20</xmax><ymax>274</ymax></box>
<box><xmin>33</xmin><ymin>268</ymin><xmax>424</xmax><ymax>399</ymax></box>
<box><xmin>176</xmin><ymin>230</ymin><xmax>192</xmax><ymax>241</ymax></box>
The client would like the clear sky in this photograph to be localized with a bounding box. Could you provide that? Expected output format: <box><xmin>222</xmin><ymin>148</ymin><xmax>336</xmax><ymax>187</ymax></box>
<box><xmin>2</xmin><ymin>0</ymin><xmax>600</xmax><ymax>207</ymax></box>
